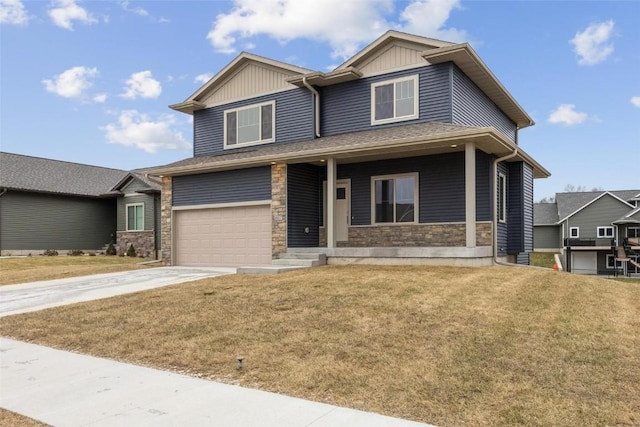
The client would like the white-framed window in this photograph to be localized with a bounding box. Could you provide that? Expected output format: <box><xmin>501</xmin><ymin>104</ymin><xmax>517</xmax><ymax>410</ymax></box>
<box><xmin>126</xmin><ymin>203</ymin><xmax>144</xmax><ymax>231</ymax></box>
<box><xmin>606</xmin><ymin>254</ymin><xmax>623</xmax><ymax>269</ymax></box>
<box><xmin>498</xmin><ymin>173</ymin><xmax>506</xmax><ymax>223</ymax></box>
<box><xmin>627</xmin><ymin>227</ymin><xmax>640</xmax><ymax>238</ymax></box>
<box><xmin>371</xmin><ymin>75</ymin><xmax>419</xmax><ymax>125</ymax></box>
<box><xmin>569</xmin><ymin>227</ymin><xmax>579</xmax><ymax>238</ymax></box>
<box><xmin>371</xmin><ymin>173</ymin><xmax>418</xmax><ymax>224</ymax></box>
<box><xmin>224</xmin><ymin>101</ymin><xmax>275</xmax><ymax>149</ymax></box>
<box><xmin>597</xmin><ymin>226</ymin><xmax>614</xmax><ymax>238</ymax></box>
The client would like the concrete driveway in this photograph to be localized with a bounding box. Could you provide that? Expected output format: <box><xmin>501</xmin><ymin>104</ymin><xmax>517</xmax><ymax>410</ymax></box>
<box><xmin>0</xmin><ymin>266</ymin><xmax>235</xmax><ymax>317</ymax></box>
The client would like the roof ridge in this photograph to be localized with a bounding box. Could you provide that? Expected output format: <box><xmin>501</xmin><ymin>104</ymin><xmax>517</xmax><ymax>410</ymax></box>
<box><xmin>0</xmin><ymin>151</ymin><xmax>127</xmax><ymax>173</ymax></box>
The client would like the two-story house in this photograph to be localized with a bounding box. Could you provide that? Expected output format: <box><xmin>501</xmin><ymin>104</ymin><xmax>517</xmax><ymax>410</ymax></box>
<box><xmin>534</xmin><ymin>190</ymin><xmax>640</xmax><ymax>275</ymax></box>
<box><xmin>149</xmin><ymin>31</ymin><xmax>550</xmax><ymax>267</ymax></box>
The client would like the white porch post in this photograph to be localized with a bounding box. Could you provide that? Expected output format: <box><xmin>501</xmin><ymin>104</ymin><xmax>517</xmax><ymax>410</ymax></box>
<box><xmin>327</xmin><ymin>157</ymin><xmax>336</xmax><ymax>248</ymax></box>
<box><xmin>465</xmin><ymin>142</ymin><xmax>476</xmax><ymax>248</ymax></box>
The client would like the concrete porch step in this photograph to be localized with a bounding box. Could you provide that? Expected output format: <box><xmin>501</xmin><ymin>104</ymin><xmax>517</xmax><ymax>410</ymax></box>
<box><xmin>272</xmin><ymin>258</ymin><xmax>322</xmax><ymax>267</ymax></box>
<box><xmin>278</xmin><ymin>253</ymin><xmax>327</xmax><ymax>262</ymax></box>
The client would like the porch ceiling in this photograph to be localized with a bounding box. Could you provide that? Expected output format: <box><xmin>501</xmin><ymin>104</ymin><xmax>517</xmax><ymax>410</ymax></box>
<box><xmin>146</xmin><ymin>122</ymin><xmax>550</xmax><ymax>179</ymax></box>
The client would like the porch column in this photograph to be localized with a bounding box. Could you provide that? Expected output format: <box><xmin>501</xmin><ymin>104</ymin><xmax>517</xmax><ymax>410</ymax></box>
<box><xmin>465</xmin><ymin>142</ymin><xmax>476</xmax><ymax>248</ymax></box>
<box><xmin>327</xmin><ymin>157</ymin><xmax>336</xmax><ymax>248</ymax></box>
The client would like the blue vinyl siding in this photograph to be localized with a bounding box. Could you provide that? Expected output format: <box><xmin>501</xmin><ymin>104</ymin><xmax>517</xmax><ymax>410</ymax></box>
<box><xmin>522</xmin><ymin>162</ymin><xmax>534</xmax><ymax>254</ymax></box>
<box><xmin>506</xmin><ymin>162</ymin><xmax>534</xmax><ymax>261</ymax></box>
<box><xmin>452</xmin><ymin>65</ymin><xmax>517</xmax><ymax>143</ymax></box>
<box><xmin>321</xmin><ymin>63</ymin><xmax>452</xmax><ymax>137</ymax></box>
<box><xmin>0</xmin><ymin>191</ymin><xmax>116</xmax><ymax>250</ymax></box>
<box><xmin>287</xmin><ymin>164</ymin><xmax>321</xmax><ymax>247</ymax></box>
<box><xmin>496</xmin><ymin>162</ymin><xmax>508</xmax><ymax>256</ymax></box>
<box><xmin>193</xmin><ymin>89</ymin><xmax>314</xmax><ymax>156</ymax></box>
<box><xmin>476</xmin><ymin>150</ymin><xmax>493</xmax><ymax>222</ymax></box>
<box><xmin>172</xmin><ymin>166</ymin><xmax>271</xmax><ymax>206</ymax></box>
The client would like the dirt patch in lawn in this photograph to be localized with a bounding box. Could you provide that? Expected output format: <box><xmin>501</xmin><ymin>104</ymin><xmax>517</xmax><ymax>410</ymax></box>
<box><xmin>0</xmin><ymin>256</ymin><xmax>158</xmax><ymax>286</ymax></box>
<box><xmin>1</xmin><ymin>265</ymin><xmax>638</xmax><ymax>426</ymax></box>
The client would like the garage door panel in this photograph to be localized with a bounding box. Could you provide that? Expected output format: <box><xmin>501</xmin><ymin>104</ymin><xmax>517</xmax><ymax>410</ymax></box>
<box><xmin>175</xmin><ymin>205</ymin><xmax>272</xmax><ymax>267</ymax></box>
<box><xmin>571</xmin><ymin>252</ymin><xmax>597</xmax><ymax>275</ymax></box>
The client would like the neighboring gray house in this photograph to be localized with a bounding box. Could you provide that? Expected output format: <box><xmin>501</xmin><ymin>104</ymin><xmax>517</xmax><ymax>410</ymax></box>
<box><xmin>0</xmin><ymin>152</ymin><xmax>160</xmax><ymax>257</ymax></box>
<box><xmin>148</xmin><ymin>31</ymin><xmax>550</xmax><ymax>267</ymax></box>
<box><xmin>534</xmin><ymin>190</ymin><xmax>640</xmax><ymax>275</ymax></box>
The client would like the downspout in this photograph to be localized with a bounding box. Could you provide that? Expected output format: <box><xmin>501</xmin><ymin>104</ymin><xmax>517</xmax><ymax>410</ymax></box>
<box><xmin>302</xmin><ymin>76</ymin><xmax>320</xmax><ymax>137</ymax></box>
<box><xmin>493</xmin><ymin>136</ymin><xmax>518</xmax><ymax>266</ymax></box>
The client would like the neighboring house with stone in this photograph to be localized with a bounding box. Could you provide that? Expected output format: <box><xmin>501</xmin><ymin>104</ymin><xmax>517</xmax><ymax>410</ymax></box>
<box><xmin>149</xmin><ymin>30</ymin><xmax>550</xmax><ymax>267</ymax></box>
<box><xmin>534</xmin><ymin>190</ymin><xmax>640</xmax><ymax>275</ymax></box>
<box><xmin>0</xmin><ymin>152</ymin><xmax>161</xmax><ymax>257</ymax></box>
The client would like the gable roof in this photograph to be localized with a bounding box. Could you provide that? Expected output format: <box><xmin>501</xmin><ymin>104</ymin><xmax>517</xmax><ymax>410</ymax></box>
<box><xmin>0</xmin><ymin>152</ymin><xmax>128</xmax><ymax>198</ymax></box>
<box><xmin>556</xmin><ymin>190</ymin><xmax>638</xmax><ymax>222</ymax></box>
<box><xmin>110</xmin><ymin>172</ymin><xmax>161</xmax><ymax>194</ymax></box>
<box><xmin>533</xmin><ymin>203</ymin><xmax>558</xmax><ymax>225</ymax></box>
<box><xmin>170</xmin><ymin>52</ymin><xmax>313</xmax><ymax>114</ymax></box>
<box><xmin>613</xmin><ymin>206</ymin><xmax>640</xmax><ymax>225</ymax></box>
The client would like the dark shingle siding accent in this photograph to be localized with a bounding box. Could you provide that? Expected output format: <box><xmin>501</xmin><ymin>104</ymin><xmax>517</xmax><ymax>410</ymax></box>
<box><xmin>194</xmin><ymin>89</ymin><xmax>314</xmax><ymax>157</ymax></box>
<box><xmin>172</xmin><ymin>166</ymin><xmax>271</xmax><ymax>206</ymax></box>
<box><xmin>452</xmin><ymin>65</ymin><xmax>517</xmax><ymax>143</ymax></box>
<box><xmin>321</xmin><ymin>63</ymin><xmax>452</xmax><ymax>137</ymax></box>
<box><xmin>0</xmin><ymin>191</ymin><xmax>116</xmax><ymax>250</ymax></box>
<box><xmin>287</xmin><ymin>164</ymin><xmax>321</xmax><ymax>247</ymax></box>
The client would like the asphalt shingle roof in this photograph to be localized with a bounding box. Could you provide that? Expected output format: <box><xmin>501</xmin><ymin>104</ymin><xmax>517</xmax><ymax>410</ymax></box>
<box><xmin>533</xmin><ymin>203</ymin><xmax>558</xmax><ymax>225</ymax></box>
<box><xmin>555</xmin><ymin>190</ymin><xmax>640</xmax><ymax>221</ymax></box>
<box><xmin>0</xmin><ymin>152</ymin><xmax>128</xmax><ymax>197</ymax></box>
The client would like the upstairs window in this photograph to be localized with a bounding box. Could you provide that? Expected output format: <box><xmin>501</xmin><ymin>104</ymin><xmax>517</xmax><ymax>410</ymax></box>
<box><xmin>569</xmin><ymin>227</ymin><xmax>579</xmax><ymax>238</ymax></box>
<box><xmin>372</xmin><ymin>173</ymin><xmax>418</xmax><ymax>224</ymax></box>
<box><xmin>371</xmin><ymin>75</ymin><xmax>419</xmax><ymax>125</ymax></box>
<box><xmin>597</xmin><ymin>226</ymin><xmax>614</xmax><ymax>238</ymax></box>
<box><xmin>126</xmin><ymin>204</ymin><xmax>144</xmax><ymax>231</ymax></box>
<box><xmin>628</xmin><ymin>227</ymin><xmax>640</xmax><ymax>238</ymax></box>
<box><xmin>224</xmin><ymin>101</ymin><xmax>275</xmax><ymax>148</ymax></box>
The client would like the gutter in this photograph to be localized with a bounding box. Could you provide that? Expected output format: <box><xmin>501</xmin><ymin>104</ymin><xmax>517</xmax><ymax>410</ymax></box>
<box><xmin>493</xmin><ymin>146</ymin><xmax>518</xmax><ymax>266</ymax></box>
<box><xmin>0</xmin><ymin>188</ymin><xmax>7</xmax><ymax>198</ymax></box>
<box><xmin>302</xmin><ymin>76</ymin><xmax>321</xmax><ymax>137</ymax></box>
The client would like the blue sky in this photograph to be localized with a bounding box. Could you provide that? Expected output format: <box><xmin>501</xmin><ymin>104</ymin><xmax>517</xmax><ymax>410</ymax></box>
<box><xmin>1</xmin><ymin>0</ymin><xmax>638</xmax><ymax>200</ymax></box>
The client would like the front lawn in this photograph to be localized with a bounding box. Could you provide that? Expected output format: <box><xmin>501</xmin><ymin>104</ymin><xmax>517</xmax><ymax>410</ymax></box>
<box><xmin>0</xmin><ymin>255</ymin><xmax>157</xmax><ymax>286</ymax></box>
<box><xmin>1</xmin><ymin>265</ymin><xmax>638</xmax><ymax>426</ymax></box>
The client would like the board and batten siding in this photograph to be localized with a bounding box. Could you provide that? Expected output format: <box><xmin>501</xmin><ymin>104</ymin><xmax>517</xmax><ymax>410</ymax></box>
<box><xmin>117</xmin><ymin>194</ymin><xmax>156</xmax><ymax>231</ymax></box>
<box><xmin>193</xmin><ymin>88</ymin><xmax>314</xmax><ymax>157</ymax></box>
<box><xmin>0</xmin><ymin>191</ymin><xmax>116</xmax><ymax>250</ymax></box>
<box><xmin>534</xmin><ymin>225</ymin><xmax>561</xmax><ymax>249</ymax></box>
<box><xmin>172</xmin><ymin>166</ymin><xmax>271</xmax><ymax>206</ymax></box>
<box><xmin>287</xmin><ymin>164</ymin><xmax>321</xmax><ymax>247</ymax></box>
<box><xmin>320</xmin><ymin>63</ymin><xmax>452</xmax><ymax>137</ymax></box>
<box><xmin>452</xmin><ymin>65</ymin><xmax>517</xmax><ymax>143</ymax></box>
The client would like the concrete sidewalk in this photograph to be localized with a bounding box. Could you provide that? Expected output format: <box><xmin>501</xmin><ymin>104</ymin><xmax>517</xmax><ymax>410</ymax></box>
<box><xmin>0</xmin><ymin>338</ymin><xmax>434</xmax><ymax>427</ymax></box>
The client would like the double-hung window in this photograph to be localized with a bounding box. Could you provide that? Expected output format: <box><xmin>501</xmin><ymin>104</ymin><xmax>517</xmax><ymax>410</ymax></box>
<box><xmin>224</xmin><ymin>101</ymin><xmax>275</xmax><ymax>148</ymax></box>
<box><xmin>126</xmin><ymin>203</ymin><xmax>144</xmax><ymax>231</ymax></box>
<box><xmin>372</xmin><ymin>173</ymin><xmax>418</xmax><ymax>224</ymax></box>
<box><xmin>371</xmin><ymin>75</ymin><xmax>418</xmax><ymax>125</ymax></box>
<box><xmin>569</xmin><ymin>227</ymin><xmax>579</xmax><ymax>238</ymax></box>
<box><xmin>498</xmin><ymin>173</ymin><xmax>507</xmax><ymax>223</ymax></box>
<box><xmin>597</xmin><ymin>226</ymin><xmax>614</xmax><ymax>238</ymax></box>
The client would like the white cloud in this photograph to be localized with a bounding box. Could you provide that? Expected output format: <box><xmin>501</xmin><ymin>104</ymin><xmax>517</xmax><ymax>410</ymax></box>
<box><xmin>120</xmin><ymin>0</ymin><xmax>148</xmax><ymax>16</ymax></box>
<box><xmin>101</xmin><ymin>110</ymin><xmax>191</xmax><ymax>153</ymax></box>
<box><xmin>93</xmin><ymin>93</ymin><xmax>107</xmax><ymax>103</ymax></box>
<box><xmin>548</xmin><ymin>104</ymin><xmax>589</xmax><ymax>126</ymax></box>
<box><xmin>48</xmin><ymin>0</ymin><xmax>97</xmax><ymax>30</ymax></box>
<box><xmin>120</xmin><ymin>71</ymin><xmax>162</xmax><ymax>99</ymax></box>
<box><xmin>570</xmin><ymin>20</ymin><xmax>615</xmax><ymax>66</ymax></box>
<box><xmin>194</xmin><ymin>73</ymin><xmax>214</xmax><ymax>84</ymax></box>
<box><xmin>0</xmin><ymin>0</ymin><xmax>29</xmax><ymax>25</ymax></box>
<box><xmin>207</xmin><ymin>0</ymin><xmax>466</xmax><ymax>60</ymax></box>
<box><xmin>631</xmin><ymin>96</ymin><xmax>640</xmax><ymax>108</ymax></box>
<box><xmin>42</xmin><ymin>66</ymin><xmax>98</xmax><ymax>98</ymax></box>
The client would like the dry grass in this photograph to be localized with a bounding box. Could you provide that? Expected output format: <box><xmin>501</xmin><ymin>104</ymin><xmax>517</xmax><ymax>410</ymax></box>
<box><xmin>0</xmin><ymin>256</ymin><xmax>157</xmax><ymax>286</ymax></box>
<box><xmin>529</xmin><ymin>252</ymin><xmax>557</xmax><ymax>268</ymax></box>
<box><xmin>1</xmin><ymin>265</ymin><xmax>639</xmax><ymax>426</ymax></box>
<box><xmin>0</xmin><ymin>409</ymin><xmax>49</xmax><ymax>427</ymax></box>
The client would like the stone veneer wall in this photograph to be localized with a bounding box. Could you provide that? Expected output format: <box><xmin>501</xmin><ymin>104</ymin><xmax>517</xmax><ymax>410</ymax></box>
<box><xmin>116</xmin><ymin>231</ymin><xmax>155</xmax><ymax>258</ymax></box>
<box><xmin>319</xmin><ymin>222</ymin><xmax>492</xmax><ymax>248</ymax></box>
<box><xmin>271</xmin><ymin>162</ymin><xmax>287</xmax><ymax>258</ymax></box>
<box><xmin>161</xmin><ymin>176</ymin><xmax>172</xmax><ymax>265</ymax></box>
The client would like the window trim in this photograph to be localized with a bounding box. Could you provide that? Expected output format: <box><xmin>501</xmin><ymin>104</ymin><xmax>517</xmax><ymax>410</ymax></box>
<box><xmin>126</xmin><ymin>203</ymin><xmax>144</xmax><ymax>231</ymax></box>
<box><xmin>606</xmin><ymin>254</ymin><xmax>623</xmax><ymax>270</ymax></box>
<box><xmin>370</xmin><ymin>74</ymin><xmax>419</xmax><ymax>126</ymax></box>
<box><xmin>498</xmin><ymin>173</ymin><xmax>507</xmax><ymax>223</ymax></box>
<box><xmin>370</xmin><ymin>172</ymin><xmax>419</xmax><ymax>225</ymax></box>
<box><xmin>596</xmin><ymin>226</ymin><xmax>614</xmax><ymax>239</ymax></box>
<box><xmin>223</xmin><ymin>100</ymin><xmax>276</xmax><ymax>149</ymax></box>
<box><xmin>569</xmin><ymin>227</ymin><xmax>579</xmax><ymax>238</ymax></box>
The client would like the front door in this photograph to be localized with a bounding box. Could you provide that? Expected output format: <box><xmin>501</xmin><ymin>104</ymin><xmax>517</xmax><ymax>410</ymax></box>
<box><xmin>335</xmin><ymin>182</ymin><xmax>350</xmax><ymax>241</ymax></box>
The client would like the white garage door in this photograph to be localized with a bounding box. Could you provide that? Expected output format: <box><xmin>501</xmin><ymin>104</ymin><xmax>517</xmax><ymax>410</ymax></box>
<box><xmin>571</xmin><ymin>252</ymin><xmax>597</xmax><ymax>275</ymax></box>
<box><xmin>174</xmin><ymin>204</ymin><xmax>272</xmax><ymax>267</ymax></box>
